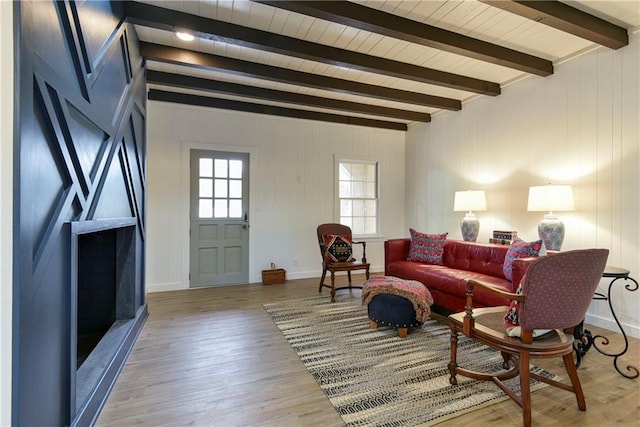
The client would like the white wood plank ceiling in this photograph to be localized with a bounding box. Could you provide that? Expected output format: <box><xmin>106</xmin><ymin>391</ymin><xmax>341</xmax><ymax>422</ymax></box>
<box><xmin>128</xmin><ymin>0</ymin><xmax>640</xmax><ymax>130</ymax></box>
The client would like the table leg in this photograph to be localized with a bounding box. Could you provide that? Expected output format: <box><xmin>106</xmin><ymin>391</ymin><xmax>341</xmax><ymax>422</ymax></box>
<box><xmin>572</xmin><ymin>322</ymin><xmax>593</xmax><ymax>368</ymax></box>
<box><xmin>591</xmin><ymin>275</ymin><xmax>639</xmax><ymax>379</ymax></box>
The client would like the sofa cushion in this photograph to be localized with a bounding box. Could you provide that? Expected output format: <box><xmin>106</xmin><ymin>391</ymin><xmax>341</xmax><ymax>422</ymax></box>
<box><xmin>385</xmin><ymin>260</ymin><xmax>517</xmax><ymax>309</ymax></box>
<box><xmin>503</xmin><ymin>239</ymin><xmax>542</xmax><ymax>281</ymax></box>
<box><xmin>443</xmin><ymin>240</ymin><xmax>510</xmax><ymax>279</ymax></box>
<box><xmin>324</xmin><ymin>234</ymin><xmax>353</xmax><ymax>262</ymax></box>
<box><xmin>407</xmin><ymin>229</ymin><xmax>448</xmax><ymax>265</ymax></box>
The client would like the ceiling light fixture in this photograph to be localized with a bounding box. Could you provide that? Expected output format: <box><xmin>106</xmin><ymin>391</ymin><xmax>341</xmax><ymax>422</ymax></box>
<box><xmin>176</xmin><ymin>32</ymin><xmax>194</xmax><ymax>42</ymax></box>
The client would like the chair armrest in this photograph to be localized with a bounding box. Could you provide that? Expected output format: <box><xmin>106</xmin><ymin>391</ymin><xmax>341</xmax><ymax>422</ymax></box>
<box><xmin>353</xmin><ymin>240</ymin><xmax>367</xmax><ymax>263</ymax></box>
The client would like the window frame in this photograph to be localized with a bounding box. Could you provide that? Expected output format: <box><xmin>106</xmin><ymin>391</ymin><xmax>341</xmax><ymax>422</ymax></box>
<box><xmin>334</xmin><ymin>156</ymin><xmax>380</xmax><ymax>238</ymax></box>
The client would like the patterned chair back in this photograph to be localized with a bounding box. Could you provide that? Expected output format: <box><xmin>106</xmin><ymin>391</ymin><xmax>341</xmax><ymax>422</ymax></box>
<box><xmin>519</xmin><ymin>249</ymin><xmax>609</xmax><ymax>331</ymax></box>
<box><xmin>317</xmin><ymin>223</ymin><xmax>352</xmax><ymax>259</ymax></box>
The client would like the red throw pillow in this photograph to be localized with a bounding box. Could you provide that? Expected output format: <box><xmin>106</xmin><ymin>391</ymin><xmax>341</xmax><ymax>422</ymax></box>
<box><xmin>324</xmin><ymin>234</ymin><xmax>354</xmax><ymax>262</ymax></box>
<box><xmin>406</xmin><ymin>229</ymin><xmax>448</xmax><ymax>265</ymax></box>
<box><xmin>503</xmin><ymin>238</ymin><xmax>542</xmax><ymax>281</ymax></box>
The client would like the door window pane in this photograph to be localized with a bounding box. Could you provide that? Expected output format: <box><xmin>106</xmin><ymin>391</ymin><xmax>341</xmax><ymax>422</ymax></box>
<box><xmin>199</xmin><ymin>178</ymin><xmax>213</xmax><ymax>198</ymax></box>
<box><xmin>229</xmin><ymin>180</ymin><xmax>242</xmax><ymax>198</ymax></box>
<box><xmin>229</xmin><ymin>160</ymin><xmax>242</xmax><ymax>179</ymax></box>
<box><xmin>214</xmin><ymin>199</ymin><xmax>228</xmax><ymax>218</ymax></box>
<box><xmin>200</xmin><ymin>158</ymin><xmax>213</xmax><ymax>177</ymax></box>
<box><xmin>199</xmin><ymin>199</ymin><xmax>213</xmax><ymax>218</ymax></box>
<box><xmin>229</xmin><ymin>200</ymin><xmax>242</xmax><ymax>218</ymax></box>
<box><xmin>214</xmin><ymin>179</ymin><xmax>228</xmax><ymax>197</ymax></box>
<box><xmin>214</xmin><ymin>159</ymin><xmax>228</xmax><ymax>178</ymax></box>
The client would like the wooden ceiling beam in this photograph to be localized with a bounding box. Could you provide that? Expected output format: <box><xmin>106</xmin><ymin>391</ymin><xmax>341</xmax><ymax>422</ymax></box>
<box><xmin>140</xmin><ymin>42</ymin><xmax>462</xmax><ymax>111</ymax></box>
<box><xmin>124</xmin><ymin>1</ymin><xmax>499</xmax><ymax>96</ymax></box>
<box><xmin>148</xmin><ymin>90</ymin><xmax>408</xmax><ymax>131</ymax></box>
<box><xmin>481</xmin><ymin>1</ymin><xmax>628</xmax><ymax>49</ymax></box>
<box><xmin>147</xmin><ymin>71</ymin><xmax>431</xmax><ymax>123</ymax></box>
<box><xmin>257</xmin><ymin>0</ymin><xmax>553</xmax><ymax>77</ymax></box>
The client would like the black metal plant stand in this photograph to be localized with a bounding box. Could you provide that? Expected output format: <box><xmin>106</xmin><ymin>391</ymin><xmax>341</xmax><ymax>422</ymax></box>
<box><xmin>574</xmin><ymin>266</ymin><xmax>639</xmax><ymax>379</ymax></box>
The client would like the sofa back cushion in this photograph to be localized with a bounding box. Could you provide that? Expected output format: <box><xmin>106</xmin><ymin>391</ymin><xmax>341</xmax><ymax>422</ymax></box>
<box><xmin>443</xmin><ymin>240</ymin><xmax>510</xmax><ymax>279</ymax></box>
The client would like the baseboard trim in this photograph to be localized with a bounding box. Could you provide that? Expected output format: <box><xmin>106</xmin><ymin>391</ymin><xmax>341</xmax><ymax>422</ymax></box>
<box><xmin>147</xmin><ymin>282</ymin><xmax>186</xmax><ymax>293</ymax></box>
<box><xmin>585</xmin><ymin>313</ymin><xmax>640</xmax><ymax>339</ymax></box>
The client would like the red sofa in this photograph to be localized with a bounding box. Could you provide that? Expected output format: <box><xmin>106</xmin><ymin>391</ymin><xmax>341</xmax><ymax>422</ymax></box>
<box><xmin>384</xmin><ymin>238</ymin><xmax>530</xmax><ymax>313</ymax></box>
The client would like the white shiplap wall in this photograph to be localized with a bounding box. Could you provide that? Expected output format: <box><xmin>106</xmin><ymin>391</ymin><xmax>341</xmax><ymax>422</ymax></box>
<box><xmin>406</xmin><ymin>32</ymin><xmax>640</xmax><ymax>337</ymax></box>
<box><xmin>146</xmin><ymin>105</ymin><xmax>406</xmax><ymax>292</ymax></box>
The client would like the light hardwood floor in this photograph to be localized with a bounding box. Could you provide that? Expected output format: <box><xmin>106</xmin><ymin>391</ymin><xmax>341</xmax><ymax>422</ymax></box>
<box><xmin>96</xmin><ymin>275</ymin><xmax>640</xmax><ymax>426</ymax></box>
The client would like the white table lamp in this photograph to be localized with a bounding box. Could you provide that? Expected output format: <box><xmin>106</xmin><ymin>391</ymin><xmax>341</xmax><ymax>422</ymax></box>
<box><xmin>527</xmin><ymin>184</ymin><xmax>574</xmax><ymax>250</ymax></box>
<box><xmin>454</xmin><ymin>190</ymin><xmax>487</xmax><ymax>242</ymax></box>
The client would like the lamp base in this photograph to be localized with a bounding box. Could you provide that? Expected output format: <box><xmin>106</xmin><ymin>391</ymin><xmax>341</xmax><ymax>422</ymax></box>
<box><xmin>538</xmin><ymin>214</ymin><xmax>565</xmax><ymax>251</ymax></box>
<box><xmin>460</xmin><ymin>213</ymin><xmax>479</xmax><ymax>242</ymax></box>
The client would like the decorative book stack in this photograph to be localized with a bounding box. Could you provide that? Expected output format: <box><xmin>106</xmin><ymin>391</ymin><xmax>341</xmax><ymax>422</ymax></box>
<box><xmin>490</xmin><ymin>230</ymin><xmax>518</xmax><ymax>245</ymax></box>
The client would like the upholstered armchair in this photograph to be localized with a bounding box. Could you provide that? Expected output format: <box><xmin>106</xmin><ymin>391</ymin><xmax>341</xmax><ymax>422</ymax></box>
<box><xmin>448</xmin><ymin>249</ymin><xmax>609</xmax><ymax>427</ymax></box>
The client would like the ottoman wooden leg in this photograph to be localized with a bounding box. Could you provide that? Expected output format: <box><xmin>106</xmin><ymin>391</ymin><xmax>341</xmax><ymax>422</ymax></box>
<box><xmin>398</xmin><ymin>327</ymin><xmax>408</xmax><ymax>339</ymax></box>
<box><xmin>369</xmin><ymin>319</ymin><xmax>378</xmax><ymax>329</ymax></box>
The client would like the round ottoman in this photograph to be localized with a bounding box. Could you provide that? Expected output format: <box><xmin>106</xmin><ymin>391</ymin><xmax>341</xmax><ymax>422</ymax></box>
<box><xmin>362</xmin><ymin>276</ymin><xmax>433</xmax><ymax>338</ymax></box>
<box><xmin>367</xmin><ymin>293</ymin><xmax>421</xmax><ymax>338</ymax></box>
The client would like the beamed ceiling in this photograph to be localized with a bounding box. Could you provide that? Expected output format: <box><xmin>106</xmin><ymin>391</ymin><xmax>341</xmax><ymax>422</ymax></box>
<box><xmin>127</xmin><ymin>0</ymin><xmax>640</xmax><ymax>131</ymax></box>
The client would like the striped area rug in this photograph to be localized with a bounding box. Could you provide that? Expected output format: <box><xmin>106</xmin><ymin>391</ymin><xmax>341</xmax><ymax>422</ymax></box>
<box><xmin>264</xmin><ymin>295</ymin><xmax>556</xmax><ymax>426</ymax></box>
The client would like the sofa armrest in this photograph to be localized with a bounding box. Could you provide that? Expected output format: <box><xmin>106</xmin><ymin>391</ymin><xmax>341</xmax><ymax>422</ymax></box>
<box><xmin>384</xmin><ymin>238</ymin><xmax>411</xmax><ymax>275</ymax></box>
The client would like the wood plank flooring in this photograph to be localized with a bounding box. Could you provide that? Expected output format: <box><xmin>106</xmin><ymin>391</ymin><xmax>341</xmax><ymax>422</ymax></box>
<box><xmin>96</xmin><ymin>275</ymin><xmax>640</xmax><ymax>426</ymax></box>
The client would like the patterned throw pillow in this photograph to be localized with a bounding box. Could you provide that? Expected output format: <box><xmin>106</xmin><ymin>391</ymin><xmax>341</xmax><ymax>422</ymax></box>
<box><xmin>324</xmin><ymin>234</ymin><xmax>354</xmax><ymax>262</ymax></box>
<box><xmin>406</xmin><ymin>229</ymin><xmax>448</xmax><ymax>265</ymax></box>
<box><xmin>502</xmin><ymin>238</ymin><xmax>542</xmax><ymax>281</ymax></box>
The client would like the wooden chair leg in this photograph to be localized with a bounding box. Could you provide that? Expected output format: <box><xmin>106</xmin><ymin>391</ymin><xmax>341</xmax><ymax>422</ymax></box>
<box><xmin>500</xmin><ymin>351</ymin><xmax>511</xmax><ymax>369</ymax></box>
<box><xmin>330</xmin><ymin>271</ymin><xmax>336</xmax><ymax>302</ymax></box>
<box><xmin>398</xmin><ymin>327</ymin><xmax>408</xmax><ymax>338</ymax></box>
<box><xmin>347</xmin><ymin>271</ymin><xmax>352</xmax><ymax>287</ymax></box>
<box><xmin>448</xmin><ymin>326</ymin><xmax>459</xmax><ymax>385</ymax></box>
<box><xmin>519</xmin><ymin>351</ymin><xmax>532</xmax><ymax>427</ymax></box>
<box><xmin>564</xmin><ymin>353</ymin><xmax>586</xmax><ymax>410</ymax></box>
<box><xmin>369</xmin><ymin>319</ymin><xmax>378</xmax><ymax>329</ymax></box>
<box><xmin>318</xmin><ymin>269</ymin><xmax>327</xmax><ymax>293</ymax></box>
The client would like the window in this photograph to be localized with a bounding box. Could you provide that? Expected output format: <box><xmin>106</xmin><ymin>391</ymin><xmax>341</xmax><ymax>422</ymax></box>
<box><xmin>336</xmin><ymin>159</ymin><xmax>378</xmax><ymax>236</ymax></box>
<box><xmin>198</xmin><ymin>157</ymin><xmax>243</xmax><ymax>219</ymax></box>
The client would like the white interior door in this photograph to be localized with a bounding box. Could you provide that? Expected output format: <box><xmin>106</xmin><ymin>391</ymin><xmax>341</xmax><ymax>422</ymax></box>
<box><xmin>190</xmin><ymin>149</ymin><xmax>249</xmax><ymax>287</ymax></box>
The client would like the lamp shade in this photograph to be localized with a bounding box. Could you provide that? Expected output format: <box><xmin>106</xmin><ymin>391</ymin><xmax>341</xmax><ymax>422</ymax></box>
<box><xmin>454</xmin><ymin>190</ymin><xmax>487</xmax><ymax>212</ymax></box>
<box><xmin>527</xmin><ymin>185</ymin><xmax>575</xmax><ymax>212</ymax></box>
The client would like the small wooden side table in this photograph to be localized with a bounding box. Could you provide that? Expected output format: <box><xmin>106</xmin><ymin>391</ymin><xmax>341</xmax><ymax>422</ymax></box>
<box><xmin>574</xmin><ymin>266</ymin><xmax>639</xmax><ymax>379</ymax></box>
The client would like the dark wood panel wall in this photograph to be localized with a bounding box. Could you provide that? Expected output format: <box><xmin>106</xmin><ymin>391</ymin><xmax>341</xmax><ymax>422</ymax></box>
<box><xmin>14</xmin><ymin>1</ymin><xmax>147</xmax><ymax>425</ymax></box>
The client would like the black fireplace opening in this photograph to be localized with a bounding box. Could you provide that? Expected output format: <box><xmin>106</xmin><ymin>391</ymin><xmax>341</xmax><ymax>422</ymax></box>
<box><xmin>70</xmin><ymin>217</ymin><xmax>142</xmax><ymax>423</ymax></box>
<box><xmin>77</xmin><ymin>229</ymin><xmax>117</xmax><ymax>368</ymax></box>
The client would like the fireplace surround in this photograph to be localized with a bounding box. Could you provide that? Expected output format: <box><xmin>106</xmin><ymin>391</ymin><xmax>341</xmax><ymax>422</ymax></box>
<box><xmin>69</xmin><ymin>217</ymin><xmax>144</xmax><ymax>424</ymax></box>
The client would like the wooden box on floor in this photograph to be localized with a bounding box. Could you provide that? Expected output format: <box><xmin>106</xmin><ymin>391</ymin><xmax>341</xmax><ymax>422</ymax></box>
<box><xmin>262</xmin><ymin>264</ymin><xmax>286</xmax><ymax>285</ymax></box>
